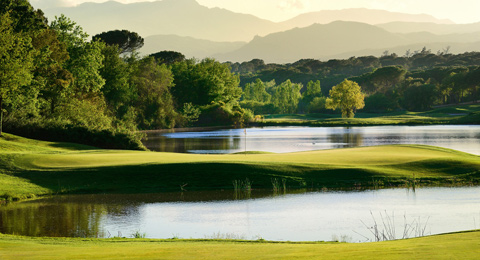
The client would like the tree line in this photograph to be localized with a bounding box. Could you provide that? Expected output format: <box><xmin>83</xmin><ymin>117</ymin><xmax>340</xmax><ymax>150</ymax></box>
<box><xmin>237</xmin><ymin>52</ymin><xmax>480</xmax><ymax>114</ymax></box>
<box><xmin>0</xmin><ymin>1</ymin><xmax>249</xmax><ymax>149</ymax></box>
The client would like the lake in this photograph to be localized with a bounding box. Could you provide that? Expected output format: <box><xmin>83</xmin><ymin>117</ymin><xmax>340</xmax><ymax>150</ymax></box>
<box><xmin>2</xmin><ymin>125</ymin><xmax>479</xmax><ymax>242</ymax></box>
<box><xmin>143</xmin><ymin>125</ymin><xmax>480</xmax><ymax>155</ymax></box>
<box><xmin>1</xmin><ymin>187</ymin><xmax>480</xmax><ymax>242</ymax></box>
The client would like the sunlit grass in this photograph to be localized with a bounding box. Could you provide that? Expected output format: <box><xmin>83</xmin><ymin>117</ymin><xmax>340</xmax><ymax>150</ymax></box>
<box><xmin>1</xmin><ymin>231</ymin><xmax>480</xmax><ymax>259</ymax></box>
<box><xmin>1</xmin><ymin>132</ymin><xmax>479</xmax><ymax>201</ymax></box>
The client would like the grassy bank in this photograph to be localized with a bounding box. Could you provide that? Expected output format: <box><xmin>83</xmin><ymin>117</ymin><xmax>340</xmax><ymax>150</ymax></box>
<box><xmin>1</xmin><ymin>230</ymin><xmax>480</xmax><ymax>259</ymax></box>
<box><xmin>1</xmin><ymin>133</ymin><xmax>479</xmax><ymax>201</ymax></box>
<box><xmin>256</xmin><ymin>104</ymin><xmax>480</xmax><ymax>126</ymax></box>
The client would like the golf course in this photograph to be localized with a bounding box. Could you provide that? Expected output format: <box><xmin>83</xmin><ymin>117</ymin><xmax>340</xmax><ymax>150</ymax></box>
<box><xmin>1</xmin><ymin>131</ymin><xmax>480</xmax><ymax>259</ymax></box>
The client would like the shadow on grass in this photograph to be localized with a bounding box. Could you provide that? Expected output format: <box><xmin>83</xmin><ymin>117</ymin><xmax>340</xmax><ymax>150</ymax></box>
<box><xmin>13</xmin><ymin>162</ymin><xmax>383</xmax><ymax>195</ymax></box>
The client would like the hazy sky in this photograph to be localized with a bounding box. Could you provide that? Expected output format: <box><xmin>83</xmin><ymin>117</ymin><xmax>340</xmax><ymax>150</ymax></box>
<box><xmin>30</xmin><ymin>0</ymin><xmax>480</xmax><ymax>24</ymax></box>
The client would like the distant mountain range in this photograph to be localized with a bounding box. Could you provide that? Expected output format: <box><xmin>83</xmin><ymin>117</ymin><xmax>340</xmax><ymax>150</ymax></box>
<box><xmin>142</xmin><ymin>35</ymin><xmax>245</xmax><ymax>58</ymax></box>
<box><xmin>43</xmin><ymin>0</ymin><xmax>455</xmax><ymax>42</ymax></box>
<box><xmin>41</xmin><ymin>0</ymin><xmax>480</xmax><ymax>63</ymax></box>
<box><xmin>44</xmin><ymin>0</ymin><xmax>282</xmax><ymax>42</ymax></box>
<box><xmin>280</xmin><ymin>8</ymin><xmax>453</xmax><ymax>29</ymax></box>
<box><xmin>214</xmin><ymin>21</ymin><xmax>480</xmax><ymax>63</ymax></box>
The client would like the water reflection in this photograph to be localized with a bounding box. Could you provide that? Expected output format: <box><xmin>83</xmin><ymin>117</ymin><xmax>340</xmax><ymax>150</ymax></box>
<box><xmin>142</xmin><ymin>125</ymin><xmax>480</xmax><ymax>155</ymax></box>
<box><xmin>1</xmin><ymin>187</ymin><xmax>480</xmax><ymax>242</ymax></box>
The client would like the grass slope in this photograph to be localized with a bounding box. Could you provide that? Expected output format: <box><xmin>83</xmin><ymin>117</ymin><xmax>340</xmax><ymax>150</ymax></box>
<box><xmin>259</xmin><ymin>104</ymin><xmax>480</xmax><ymax>126</ymax></box>
<box><xmin>1</xmin><ymin>230</ymin><xmax>480</xmax><ymax>259</ymax></box>
<box><xmin>1</xmin><ymin>132</ymin><xmax>480</xmax><ymax>201</ymax></box>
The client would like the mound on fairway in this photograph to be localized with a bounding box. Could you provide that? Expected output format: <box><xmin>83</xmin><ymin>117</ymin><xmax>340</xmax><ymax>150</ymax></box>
<box><xmin>1</xmin><ymin>133</ymin><xmax>479</xmax><ymax>201</ymax></box>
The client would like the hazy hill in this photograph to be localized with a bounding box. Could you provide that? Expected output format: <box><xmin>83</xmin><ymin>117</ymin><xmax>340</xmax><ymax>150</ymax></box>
<box><xmin>43</xmin><ymin>1</ymin><xmax>458</xmax><ymax>43</ymax></box>
<box><xmin>328</xmin><ymin>42</ymin><xmax>480</xmax><ymax>60</ymax></box>
<box><xmin>141</xmin><ymin>35</ymin><xmax>246</xmax><ymax>58</ymax></box>
<box><xmin>214</xmin><ymin>21</ymin><xmax>480</xmax><ymax>63</ymax></box>
<box><xmin>44</xmin><ymin>0</ymin><xmax>282</xmax><ymax>42</ymax></box>
<box><xmin>214</xmin><ymin>21</ymin><xmax>410</xmax><ymax>63</ymax></box>
<box><xmin>281</xmin><ymin>8</ymin><xmax>453</xmax><ymax>29</ymax></box>
<box><xmin>378</xmin><ymin>22</ymin><xmax>480</xmax><ymax>35</ymax></box>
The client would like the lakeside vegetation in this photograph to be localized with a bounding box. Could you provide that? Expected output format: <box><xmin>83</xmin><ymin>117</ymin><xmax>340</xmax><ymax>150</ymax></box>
<box><xmin>255</xmin><ymin>104</ymin><xmax>480</xmax><ymax>126</ymax></box>
<box><xmin>1</xmin><ymin>132</ymin><xmax>479</xmax><ymax>202</ymax></box>
<box><xmin>1</xmin><ymin>230</ymin><xmax>480</xmax><ymax>260</ymax></box>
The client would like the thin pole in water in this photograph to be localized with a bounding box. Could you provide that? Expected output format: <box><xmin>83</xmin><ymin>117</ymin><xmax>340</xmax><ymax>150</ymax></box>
<box><xmin>244</xmin><ymin>128</ymin><xmax>247</xmax><ymax>155</ymax></box>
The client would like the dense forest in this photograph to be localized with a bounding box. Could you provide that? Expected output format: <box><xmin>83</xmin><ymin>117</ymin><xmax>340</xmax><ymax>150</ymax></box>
<box><xmin>1</xmin><ymin>1</ymin><xmax>479</xmax><ymax>149</ymax></box>
<box><xmin>234</xmin><ymin>51</ymin><xmax>480</xmax><ymax>114</ymax></box>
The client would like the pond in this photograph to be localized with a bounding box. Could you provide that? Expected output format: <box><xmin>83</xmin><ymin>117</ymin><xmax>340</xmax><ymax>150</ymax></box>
<box><xmin>142</xmin><ymin>125</ymin><xmax>480</xmax><ymax>155</ymax></box>
<box><xmin>1</xmin><ymin>187</ymin><xmax>480</xmax><ymax>242</ymax></box>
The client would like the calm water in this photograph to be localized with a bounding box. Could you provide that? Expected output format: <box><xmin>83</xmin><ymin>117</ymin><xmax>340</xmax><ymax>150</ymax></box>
<box><xmin>143</xmin><ymin>125</ymin><xmax>480</xmax><ymax>155</ymax></box>
<box><xmin>2</xmin><ymin>187</ymin><xmax>480</xmax><ymax>242</ymax></box>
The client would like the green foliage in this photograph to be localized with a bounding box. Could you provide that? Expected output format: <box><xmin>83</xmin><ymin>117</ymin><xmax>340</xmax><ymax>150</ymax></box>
<box><xmin>51</xmin><ymin>15</ymin><xmax>105</xmax><ymax>95</ymax></box>
<box><xmin>171</xmin><ymin>58</ymin><xmax>242</xmax><ymax>107</ymax></box>
<box><xmin>3</xmin><ymin>119</ymin><xmax>145</xmax><ymax>150</ymax></box>
<box><xmin>93</xmin><ymin>29</ymin><xmax>144</xmax><ymax>54</ymax></box>
<box><xmin>0</xmin><ymin>13</ymin><xmax>35</xmax><ymax>135</ymax></box>
<box><xmin>149</xmin><ymin>50</ymin><xmax>185</xmax><ymax>65</ymax></box>
<box><xmin>271</xmin><ymin>80</ymin><xmax>302</xmax><ymax>114</ymax></box>
<box><xmin>402</xmin><ymin>84</ymin><xmax>438</xmax><ymax>111</ymax></box>
<box><xmin>326</xmin><ymin>79</ymin><xmax>365</xmax><ymax>118</ymax></box>
<box><xmin>307</xmin><ymin>96</ymin><xmax>327</xmax><ymax>113</ymax></box>
<box><xmin>242</xmin><ymin>78</ymin><xmax>271</xmax><ymax>103</ymax></box>
<box><xmin>300</xmin><ymin>80</ymin><xmax>323</xmax><ymax>113</ymax></box>
<box><xmin>240</xmin><ymin>100</ymin><xmax>276</xmax><ymax>114</ymax></box>
<box><xmin>100</xmin><ymin>44</ymin><xmax>132</xmax><ymax>111</ymax></box>
<box><xmin>52</xmin><ymin>96</ymin><xmax>113</xmax><ymax>131</ymax></box>
<box><xmin>130</xmin><ymin>57</ymin><xmax>177</xmax><ymax>129</ymax></box>
<box><xmin>179</xmin><ymin>103</ymin><xmax>201</xmax><ymax>127</ymax></box>
<box><xmin>364</xmin><ymin>93</ymin><xmax>398</xmax><ymax>112</ymax></box>
<box><xmin>0</xmin><ymin>0</ymin><xmax>47</xmax><ymax>33</ymax></box>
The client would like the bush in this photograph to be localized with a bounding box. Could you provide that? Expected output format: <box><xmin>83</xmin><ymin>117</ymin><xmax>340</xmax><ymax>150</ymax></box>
<box><xmin>308</xmin><ymin>97</ymin><xmax>327</xmax><ymax>113</ymax></box>
<box><xmin>3</xmin><ymin>117</ymin><xmax>146</xmax><ymax>150</ymax></box>
<box><xmin>239</xmin><ymin>100</ymin><xmax>276</xmax><ymax>114</ymax></box>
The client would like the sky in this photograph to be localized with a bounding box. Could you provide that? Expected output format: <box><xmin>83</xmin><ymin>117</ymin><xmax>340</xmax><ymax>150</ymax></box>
<box><xmin>30</xmin><ymin>0</ymin><xmax>480</xmax><ymax>24</ymax></box>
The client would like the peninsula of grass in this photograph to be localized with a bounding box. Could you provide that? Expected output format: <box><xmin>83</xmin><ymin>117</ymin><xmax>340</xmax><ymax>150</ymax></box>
<box><xmin>255</xmin><ymin>104</ymin><xmax>480</xmax><ymax>127</ymax></box>
<box><xmin>1</xmin><ymin>230</ymin><xmax>480</xmax><ymax>260</ymax></box>
<box><xmin>1</xmin><ymin>132</ymin><xmax>479</xmax><ymax>202</ymax></box>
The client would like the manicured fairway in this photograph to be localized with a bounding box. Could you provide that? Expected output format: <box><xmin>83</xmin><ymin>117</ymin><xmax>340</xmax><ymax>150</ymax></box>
<box><xmin>1</xmin><ymin>231</ymin><xmax>480</xmax><ymax>260</ymax></box>
<box><xmin>1</xmin><ymin>133</ymin><xmax>479</xmax><ymax>201</ymax></box>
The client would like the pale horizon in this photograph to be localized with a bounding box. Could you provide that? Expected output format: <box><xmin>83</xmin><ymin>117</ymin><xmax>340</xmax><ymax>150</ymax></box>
<box><xmin>30</xmin><ymin>0</ymin><xmax>480</xmax><ymax>24</ymax></box>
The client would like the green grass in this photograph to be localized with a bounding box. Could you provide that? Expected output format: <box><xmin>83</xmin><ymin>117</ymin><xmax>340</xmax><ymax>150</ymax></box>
<box><xmin>1</xmin><ymin>132</ymin><xmax>480</xmax><ymax>201</ymax></box>
<box><xmin>258</xmin><ymin>104</ymin><xmax>480</xmax><ymax>126</ymax></box>
<box><xmin>1</xmin><ymin>230</ymin><xmax>480</xmax><ymax>259</ymax></box>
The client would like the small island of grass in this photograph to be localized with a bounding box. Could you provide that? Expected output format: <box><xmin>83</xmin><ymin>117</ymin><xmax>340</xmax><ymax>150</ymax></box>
<box><xmin>1</xmin><ymin>132</ymin><xmax>479</xmax><ymax>202</ymax></box>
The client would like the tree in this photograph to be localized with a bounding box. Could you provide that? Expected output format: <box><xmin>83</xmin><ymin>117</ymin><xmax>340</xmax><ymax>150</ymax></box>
<box><xmin>300</xmin><ymin>80</ymin><xmax>322</xmax><ymax>112</ymax></box>
<box><xmin>130</xmin><ymin>57</ymin><xmax>177</xmax><ymax>129</ymax></box>
<box><xmin>326</xmin><ymin>79</ymin><xmax>365</xmax><ymax>118</ymax></box>
<box><xmin>243</xmin><ymin>78</ymin><xmax>271</xmax><ymax>103</ymax></box>
<box><xmin>0</xmin><ymin>13</ymin><xmax>34</xmax><ymax>136</ymax></box>
<box><xmin>93</xmin><ymin>30</ymin><xmax>144</xmax><ymax>54</ymax></box>
<box><xmin>368</xmin><ymin>66</ymin><xmax>407</xmax><ymax>93</ymax></box>
<box><xmin>402</xmin><ymin>84</ymin><xmax>437</xmax><ymax>111</ymax></box>
<box><xmin>31</xmin><ymin>28</ymin><xmax>72</xmax><ymax>114</ymax></box>
<box><xmin>100</xmin><ymin>44</ymin><xmax>133</xmax><ymax>111</ymax></box>
<box><xmin>171</xmin><ymin>58</ymin><xmax>241</xmax><ymax>107</ymax></box>
<box><xmin>271</xmin><ymin>80</ymin><xmax>302</xmax><ymax>114</ymax></box>
<box><xmin>0</xmin><ymin>0</ymin><xmax>47</xmax><ymax>33</ymax></box>
<box><xmin>149</xmin><ymin>51</ymin><xmax>185</xmax><ymax>65</ymax></box>
<box><xmin>51</xmin><ymin>15</ymin><xmax>105</xmax><ymax>95</ymax></box>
